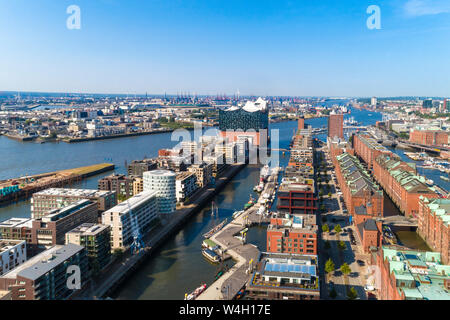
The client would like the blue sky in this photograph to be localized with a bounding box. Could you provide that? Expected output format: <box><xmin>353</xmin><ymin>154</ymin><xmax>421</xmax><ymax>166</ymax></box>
<box><xmin>0</xmin><ymin>0</ymin><xmax>449</xmax><ymax>97</ymax></box>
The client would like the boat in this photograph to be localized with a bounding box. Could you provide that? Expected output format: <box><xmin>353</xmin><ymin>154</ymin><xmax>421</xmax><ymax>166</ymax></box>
<box><xmin>441</xmin><ymin>176</ymin><xmax>450</xmax><ymax>182</ymax></box>
<box><xmin>426</xmin><ymin>179</ymin><xmax>434</xmax><ymax>186</ymax></box>
<box><xmin>232</xmin><ymin>210</ymin><xmax>244</xmax><ymax>219</ymax></box>
<box><xmin>203</xmin><ymin>219</ymin><xmax>228</xmax><ymax>239</ymax></box>
<box><xmin>185</xmin><ymin>283</ymin><xmax>207</xmax><ymax>300</ymax></box>
<box><xmin>202</xmin><ymin>248</ymin><xmax>221</xmax><ymax>263</ymax></box>
<box><xmin>260</xmin><ymin>165</ymin><xmax>271</xmax><ymax>181</ymax></box>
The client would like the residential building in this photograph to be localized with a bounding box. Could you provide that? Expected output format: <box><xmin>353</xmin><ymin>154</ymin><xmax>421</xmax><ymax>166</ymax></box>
<box><xmin>0</xmin><ymin>240</ymin><xmax>27</xmax><ymax>276</ymax></box>
<box><xmin>31</xmin><ymin>188</ymin><xmax>116</xmax><ymax>220</ymax></box>
<box><xmin>175</xmin><ymin>172</ymin><xmax>198</xmax><ymax>203</ymax></box>
<box><xmin>0</xmin><ymin>244</ymin><xmax>89</xmax><ymax>300</ymax></box>
<box><xmin>277</xmin><ymin>179</ymin><xmax>317</xmax><ymax>215</ymax></box>
<box><xmin>98</xmin><ymin>174</ymin><xmax>134</xmax><ymax>199</ymax></box>
<box><xmin>188</xmin><ymin>163</ymin><xmax>213</xmax><ymax>188</ymax></box>
<box><xmin>132</xmin><ymin>177</ymin><xmax>144</xmax><ymax>195</ymax></box>
<box><xmin>65</xmin><ymin>223</ymin><xmax>111</xmax><ymax>272</ymax></box>
<box><xmin>127</xmin><ymin>159</ymin><xmax>158</xmax><ymax>178</ymax></box>
<box><xmin>247</xmin><ymin>252</ymin><xmax>320</xmax><ymax>300</ymax></box>
<box><xmin>102</xmin><ymin>191</ymin><xmax>159</xmax><ymax>249</ymax></box>
<box><xmin>0</xmin><ymin>219</ymin><xmax>33</xmax><ymax>249</ymax></box>
<box><xmin>267</xmin><ymin>214</ymin><xmax>318</xmax><ymax>255</ymax></box>
<box><xmin>143</xmin><ymin>170</ymin><xmax>177</xmax><ymax>215</ymax></box>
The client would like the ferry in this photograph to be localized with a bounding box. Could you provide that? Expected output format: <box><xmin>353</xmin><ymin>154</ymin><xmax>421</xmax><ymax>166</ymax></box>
<box><xmin>185</xmin><ymin>283</ymin><xmax>207</xmax><ymax>300</ymax></box>
<box><xmin>202</xmin><ymin>248</ymin><xmax>221</xmax><ymax>263</ymax></box>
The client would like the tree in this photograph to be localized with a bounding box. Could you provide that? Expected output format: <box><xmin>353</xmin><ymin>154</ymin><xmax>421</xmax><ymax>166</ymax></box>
<box><xmin>325</xmin><ymin>258</ymin><xmax>335</xmax><ymax>281</ymax></box>
<box><xmin>322</xmin><ymin>224</ymin><xmax>330</xmax><ymax>233</ymax></box>
<box><xmin>334</xmin><ymin>224</ymin><xmax>342</xmax><ymax>234</ymax></box>
<box><xmin>338</xmin><ymin>240</ymin><xmax>346</xmax><ymax>251</ymax></box>
<box><xmin>328</xmin><ymin>192</ymin><xmax>332</xmax><ymax>198</ymax></box>
<box><xmin>347</xmin><ymin>287</ymin><xmax>358</xmax><ymax>300</ymax></box>
<box><xmin>320</xmin><ymin>204</ymin><xmax>326</xmax><ymax>212</ymax></box>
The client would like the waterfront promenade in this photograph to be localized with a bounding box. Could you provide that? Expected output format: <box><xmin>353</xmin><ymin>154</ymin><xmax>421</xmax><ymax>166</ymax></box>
<box><xmin>88</xmin><ymin>163</ymin><xmax>246</xmax><ymax>299</ymax></box>
<box><xmin>197</xmin><ymin>169</ymin><xmax>279</xmax><ymax>300</ymax></box>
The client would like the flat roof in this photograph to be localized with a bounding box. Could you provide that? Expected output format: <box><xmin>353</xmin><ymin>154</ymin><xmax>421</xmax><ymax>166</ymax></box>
<box><xmin>1</xmin><ymin>244</ymin><xmax>84</xmax><ymax>281</ymax></box>
<box><xmin>0</xmin><ymin>218</ymin><xmax>33</xmax><ymax>229</ymax></box>
<box><xmin>103</xmin><ymin>191</ymin><xmax>157</xmax><ymax>215</ymax></box>
<box><xmin>42</xmin><ymin>199</ymin><xmax>94</xmax><ymax>222</ymax></box>
<box><xmin>33</xmin><ymin>188</ymin><xmax>114</xmax><ymax>198</ymax></box>
<box><xmin>0</xmin><ymin>239</ymin><xmax>25</xmax><ymax>253</ymax></box>
<box><xmin>66</xmin><ymin>223</ymin><xmax>109</xmax><ymax>236</ymax></box>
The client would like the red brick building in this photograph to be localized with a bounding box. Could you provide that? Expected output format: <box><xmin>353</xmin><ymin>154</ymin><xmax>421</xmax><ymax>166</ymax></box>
<box><xmin>373</xmin><ymin>154</ymin><xmax>439</xmax><ymax>218</ymax></box>
<box><xmin>353</xmin><ymin>134</ymin><xmax>392</xmax><ymax>170</ymax></box>
<box><xmin>409</xmin><ymin>129</ymin><xmax>449</xmax><ymax>147</ymax></box>
<box><xmin>267</xmin><ymin>214</ymin><xmax>318</xmax><ymax>255</ymax></box>
<box><xmin>417</xmin><ymin>197</ymin><xmax>450</xmax><ymax>265</ymax></box>
<box><xmin>327</xmin><ymin>113</ymin><xmax>343</xmax><ymax>139</ymax></box>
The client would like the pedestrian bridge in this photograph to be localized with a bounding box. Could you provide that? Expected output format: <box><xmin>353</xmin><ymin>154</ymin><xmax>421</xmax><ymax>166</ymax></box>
<box><xmin>381</xmin><ymin>215</ymin><xmax>418</xmax><ymax>228</ymax></box>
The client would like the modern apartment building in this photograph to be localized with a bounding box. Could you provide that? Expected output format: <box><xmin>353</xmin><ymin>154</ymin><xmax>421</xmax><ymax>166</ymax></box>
<box><xmin>31</xmin><ymin>199</ymin><xmax>98</xmax><ymax>249</ymax></box>
<box><xmin>188</xmin><ymin>163</ymin><xmax>213</xmax><ymax>188</ymax></box>
<box><xmin>65</xmin><ymin>223</ymin><xmax>111</xmax><ymax>272</ymax></box>
<box><xmin>98</xmin><ymin>174</ymin><xmax>134</xmax><ymax>199</ymax></box>
<box><xmin>175</xmin><ymin>172</ymin><xmax>198</xmax><ymax>203</ymax></box>
<box><xmin>0</xmin><ymin>244</ymin><xmax>89</xmax><ymax>300</ymax></box>
<box><xmin>143</xmin><ymin>170</ymin><xmax>176</xmax><ymax>215</ymax></box>
<box><xmin>127</xmin><ymin>159</ymin><xmax>158</xmax><ymax>178</ymax></box>
<box><xmin>31</xmin><ymin>188</ymin><xmax>116</xmax><ymax>220</ymax></box>
<box><xmin>0</xmin><ymin>240</ymin><xmax>27</xmax><ymax>276</ymax></box>
<box><xmin>0</xmin><ymin>218</ymin><xmax>33</xmax><ymax>248</ymax></box>
<box><xmin>132</xmin><ymin>177</ymin><xmax>144</xmax><ymax>195</ymax></box>
<box><xmin>102</xmin><ymin>191</ymin><xmax>159</xmax><ymax>249</ymax></box>
<box><xmin>247</xmin><ymin>252</ymin><xmax>320</xmax><ymax>300</ymax></box>
<box><xmin>267</xmin><ymin>214</ymin><xmax>318</xmax><ymax>255</ymax></box>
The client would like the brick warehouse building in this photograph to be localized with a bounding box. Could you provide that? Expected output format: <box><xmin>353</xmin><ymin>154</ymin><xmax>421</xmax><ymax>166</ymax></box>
<box><xmin>333</xmin><ymin>153</ymin><xmax>384</xmax><ymax>219</ymax></box>
<box><xmin>373</xmin><ymin>154</ymin><xmax>439</xmax><ymax>218</ymax></box>
<box><xmin>353</xmin><ymin>133</ymin><xmax>392</xmax><ymax>170</ymax></box>
<box><xmin>417</xmin><ymin>197</ymin><xmax>450</xmax><ymax>265</ymax></box>
<box><xmin>327</xmin><ymin>113</ymin><xmax>344</xmax><ymax>139</ymax></box>
<box><xmin>409</xmin><ymin>129</ymin><xmax>449</xmax><ymax>147</ymax></box>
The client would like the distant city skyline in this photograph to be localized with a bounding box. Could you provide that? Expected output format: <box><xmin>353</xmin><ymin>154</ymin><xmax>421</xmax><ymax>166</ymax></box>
<box><xmin>1</xmin><ymin>0</ymin><xmax>449</xmax><ymax>96</ymax></box>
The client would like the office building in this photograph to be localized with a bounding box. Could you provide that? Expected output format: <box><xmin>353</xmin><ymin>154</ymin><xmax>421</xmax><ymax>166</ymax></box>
<box><xmin>422</xmin><ymin>99</ymin><xmax>433</xmax><ymax>109</ymax></box>
<box><xmin>0</xmin><ymin>244</ymin><xmax>89</xmax><ymax>300</ymax></box>
<box><xmin>327</xmin><ymin>112</ymin><xmax>344</xmax><ymax>139</ymax></box>
<box><xmin>31</xmin><ymin>188</ymin><xmax>116</xmax><ymax>220</ymax></box>
<box><xmin>247</xmin><ymin>252</ymin><xmax>320</xmax><ymax>300</ymax></box>
<box><xmin>102</xmin><ymin>191</ymin><xmax>159</xmax><ymax>249</ymax></box>
<box><xmin>143</xmin><ymin>170</ymin><xmax>176</xmax><ymax>215</ymax></box>
<box><xmin>0</xmin><ymin>240</ymin><xmax>27</xmax><ymax>276</ymax></box>
<box><xmin>31</xmin><ymin>199</ymin><xmax>98</xmax><ymax>248</ymax></box>
<box><xmin>65</xmin><ymin>223</ymin><xmax>111</xmax><ymax>272</ymax></box>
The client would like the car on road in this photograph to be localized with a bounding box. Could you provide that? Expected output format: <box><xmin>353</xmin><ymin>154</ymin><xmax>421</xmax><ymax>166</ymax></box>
<box><xmin>357</xmin><ymin>260</ymin><xmax>365</xmax><ymax>266</ymax></box>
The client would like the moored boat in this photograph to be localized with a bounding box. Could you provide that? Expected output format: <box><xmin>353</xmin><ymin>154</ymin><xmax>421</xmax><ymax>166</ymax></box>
<box><xmin>202</xmin><ymin>248</ymin><xmax>221</xmax><ymax>263</ymax></box>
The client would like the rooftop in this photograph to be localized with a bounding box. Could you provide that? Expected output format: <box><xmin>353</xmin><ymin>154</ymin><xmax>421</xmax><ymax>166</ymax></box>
<box><xmin>0</xmin><ymin>239</ymin><xmax>25</xmax><ymax>253</ymax></box>
<box><xmin>42</xmin><ymin>199</ymin><xmax>95</xmax><ymax>222</ymax></box>
<box><xmin>0</xmin><ymin>218</ymin><xmax>33</xmax><ymax>229</ymax></box>
<box><xmin>103</xmin><ymin>190</ymin><xmax>158</xmax><ymax>215</ymax></box>
<box><xmin>33</xmin><ymin>188</ymin><xmax>114</xmax><ymax>198</ymax></box>
<box><xmin>66</xmin><ymin>223</ymin><xmax>109</xmax><ymax>236</ymax></box>
<box><xmin>0</xmin><ymin>244</ymin><xmax>84</xmax><ymax>281</ymax></box>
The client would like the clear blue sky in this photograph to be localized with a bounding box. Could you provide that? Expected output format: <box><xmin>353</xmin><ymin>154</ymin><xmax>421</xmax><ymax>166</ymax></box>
<box><xmin>0</xmin><ymin>0</ymin><xmax>449</xmax><ymax>97</ymax></box>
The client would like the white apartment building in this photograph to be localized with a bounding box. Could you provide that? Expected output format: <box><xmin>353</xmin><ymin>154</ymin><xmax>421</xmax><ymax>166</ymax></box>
<box><xmin>143</xmin><ymin>170</ymin><xmax>177</xmax><ymax>215</ymax></box>
<box><xmin>215</xmin><ymin>142</ymin><xmax>237</xmax><ymax>164</ymax></box>
<box><xmin>175</xmin><ymin>172</ymin><xmax>198</xmax><ymax>203</ymax></box>
<box><xmin>101</xmin><ymin>191</ymin><xmax>158</xmax><ymax>249</ymax></box>
<box><xmin>0</xmin><ymin>240</ymin><xmax>27</xmax><ymax>276</ymax></box>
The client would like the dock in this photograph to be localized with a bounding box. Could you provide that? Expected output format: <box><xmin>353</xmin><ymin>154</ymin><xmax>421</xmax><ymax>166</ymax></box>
<box><xmin>197</xmin><ymin>168</ymin><xmax>280</xmax><ymax>300</ymax></box>
<box><xmin>0</xmin><ymin>163</ymin><xmax>115</xmax><ymax>207</ymax></box>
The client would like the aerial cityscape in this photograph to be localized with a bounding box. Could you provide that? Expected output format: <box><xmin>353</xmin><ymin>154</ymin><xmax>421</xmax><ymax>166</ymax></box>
<box><xmin>0</xmin><ymin>0</ymin><xmax>449</xmax><ymax>309</ymax></box>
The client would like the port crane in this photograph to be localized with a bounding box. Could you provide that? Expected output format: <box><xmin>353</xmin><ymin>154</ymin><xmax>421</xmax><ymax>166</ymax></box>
<box><xmin>126</xmin><ymin>200</ymin><xmax>145</xmax><ymax>255</ymax></box>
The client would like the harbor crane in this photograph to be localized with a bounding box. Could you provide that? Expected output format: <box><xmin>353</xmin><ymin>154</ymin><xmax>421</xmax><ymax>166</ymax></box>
<box><xmin>126</xmin><ymin>200</ymin><xmax>145</xmax><ymax>255</ymax></box>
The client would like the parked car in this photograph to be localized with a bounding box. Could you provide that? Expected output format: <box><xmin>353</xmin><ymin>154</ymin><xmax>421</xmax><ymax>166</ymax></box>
<box><xmin>364</xmin><ymin>285</ymin><xmax>375</xmax><ymax>292</ymax></box>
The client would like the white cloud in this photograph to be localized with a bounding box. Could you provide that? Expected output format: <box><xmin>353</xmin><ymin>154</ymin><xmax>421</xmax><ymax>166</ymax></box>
<box><xmin>404</xmin><ymin>0</ymin><xmax>450</xmax><ymax>17</ymax></box>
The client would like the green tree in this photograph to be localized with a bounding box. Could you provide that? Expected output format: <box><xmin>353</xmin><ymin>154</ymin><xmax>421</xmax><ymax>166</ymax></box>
<box><xmin>338</xmin><ymin>240</ymin><xmax>346</xmax><ymax>251</ymax></box>
<box><xmin>325</xmin><ymin>258</ymin><xmax>335</xmax><ymax>281</ymax></box>
<box><xmin>328</xmin><ymin>192</ymin><xmax>332</xmax><ymax>198</ymax></box>
<box><xmin>334</xmin><ymin>224</ymin><xmax>342</xmax><ymax>234</ymax></box>
<box><xmin>322</xmin><ymin>224</ymin><xmax>330</xmax><ymax>233</ymax></box>
<box><xmin>347</xmin><ymin>287</ymin><xmax>358</xmax><ymax>300</ymax></box>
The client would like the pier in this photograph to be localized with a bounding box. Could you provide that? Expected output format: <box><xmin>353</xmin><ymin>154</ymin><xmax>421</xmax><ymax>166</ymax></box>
<box><xmin>196</xmin><ymin>169</ymin><xmax>280</xmax><ymax>300</ymax></box>
<box><xmin>0</xmin><ymin>163</ymin><xmax>115</xmax><ymax>207</ymax></box>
